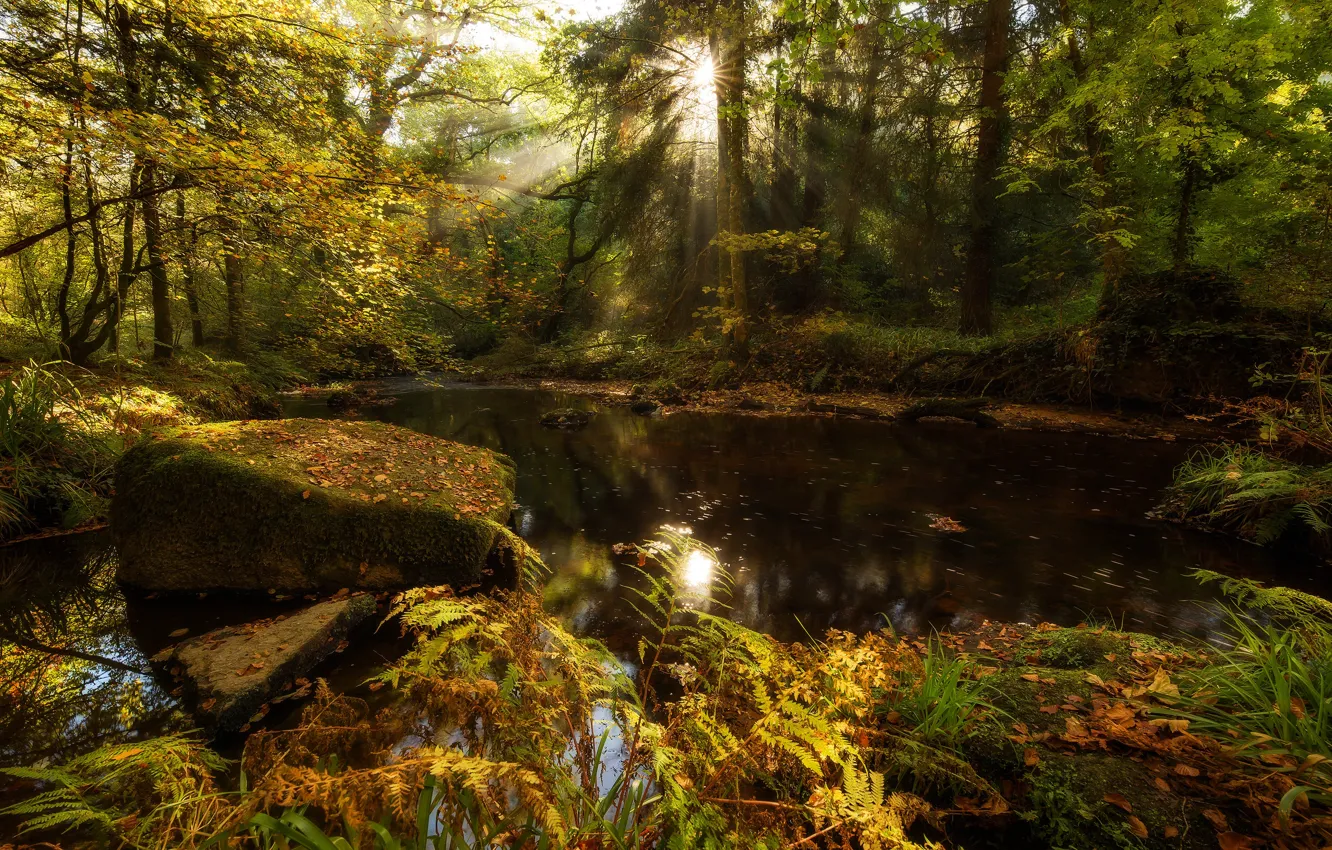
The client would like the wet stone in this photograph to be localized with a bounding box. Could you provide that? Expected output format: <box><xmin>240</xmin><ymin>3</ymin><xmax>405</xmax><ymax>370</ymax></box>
<box><xmin>539</xmin><ymin>408</ymin><xmax>593</xmax><ymax>429</ymax></box>
<box><xmin>153</xmin><ymin>594</ymin><xmax>377</xmax><ymax>732</ymax></box>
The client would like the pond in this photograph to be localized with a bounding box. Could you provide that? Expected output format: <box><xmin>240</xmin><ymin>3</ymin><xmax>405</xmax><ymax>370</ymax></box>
<box><xmin>2</xmin><ymin>380</ymin><xmax>1328</xmax><ymax>767</ymax></box>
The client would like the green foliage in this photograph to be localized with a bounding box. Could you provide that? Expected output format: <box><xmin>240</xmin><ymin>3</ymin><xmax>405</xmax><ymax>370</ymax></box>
<box><xmin>876</xmin><ymin>641</ymin><xmax>993</xmax><ymax>749</ymax></box>
<box><xmin>0</xmin><ymin>734</ymin><xmax>232</xmax><ymax>849</ymax></box>
<box><xmin>1164</xmin><ymin>611</ymin><xmax>1332</xmax><ymax>814</ymax></box>
<box><xmin>0</xmin><ymin>361</ymin><xmax>117</xmax><ymax>537</ymax></box>
<box><xmin>1164</xmin><ymin>445</ymin><xmax>1332</xmax><ymax>546</ymax></box>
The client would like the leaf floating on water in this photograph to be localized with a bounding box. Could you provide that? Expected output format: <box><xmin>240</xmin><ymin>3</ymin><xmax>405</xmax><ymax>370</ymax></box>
<box><xmin>926</xmin><ymin>513</ymin><xmax>966</xmax><ymax>533</ymax></box>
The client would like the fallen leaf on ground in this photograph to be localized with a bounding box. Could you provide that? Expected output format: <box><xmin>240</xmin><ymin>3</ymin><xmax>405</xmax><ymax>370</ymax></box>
<box><xmin>1103</xmin><ymin>793</ymin><xmax>1132</xmax><ymax>813</ymax></box>
<box><xmin>1126</xmin><ymin>815</ymin><xmax>1147</xmax><ymax>838</ymax></box>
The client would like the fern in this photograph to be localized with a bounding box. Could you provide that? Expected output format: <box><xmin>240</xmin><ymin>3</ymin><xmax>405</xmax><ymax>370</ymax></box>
<box><xmin>0</xmin><ymin>734</ymin><xmax>233</xmax><ymax>849</ymax></box>
<box><xmin>1192</xmin><ymin>569</ymin><xmax>1332</xmax><ymax>626</ymax></box>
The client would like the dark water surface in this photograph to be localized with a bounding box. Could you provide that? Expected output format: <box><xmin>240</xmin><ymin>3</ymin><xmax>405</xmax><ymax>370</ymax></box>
<box><xmin>2</xmin><ymin>380</ymin><xmax>1329</xmax><ymax>766</ymax></box>
<box><xmin>293</xmin><ymin>380</ymin><xmax>1326</xmax><ymax>646</ymax></box>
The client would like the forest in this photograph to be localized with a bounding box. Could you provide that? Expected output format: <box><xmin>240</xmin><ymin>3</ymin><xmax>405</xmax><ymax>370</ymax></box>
<box><xmin>3</xmin><ymin>0</ymin><xmax>1332</xmax><ymax>847</ymax></box>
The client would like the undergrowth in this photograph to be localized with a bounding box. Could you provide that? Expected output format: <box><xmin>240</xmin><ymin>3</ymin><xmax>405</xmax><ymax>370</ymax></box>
<box><xmin>1</xmin><ymin>533</ymin><xmax>996</xmax><ymax>849</ymax></box>
<box><xmin>1162</xmin><ymin>444</ymin><xmax>1332</xmax><ymax>548</ymax></box>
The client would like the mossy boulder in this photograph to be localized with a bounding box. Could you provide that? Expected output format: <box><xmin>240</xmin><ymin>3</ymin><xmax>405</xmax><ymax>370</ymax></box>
<box><xmin>112</xmin><ymin>418</ymin><xmax>516</xmax><ymax>592</ymax></box>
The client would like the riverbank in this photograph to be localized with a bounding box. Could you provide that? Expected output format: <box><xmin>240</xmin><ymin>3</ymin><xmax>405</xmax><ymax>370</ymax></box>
<box><xmin>450</xmin><ymin>375</ymin><xmax>1233</xmax><ymax>441</ymax></box>
<box><xmin>0</xmin><ymin>355</ymin><xmax>289</xmax><ymax>544</ymax></box>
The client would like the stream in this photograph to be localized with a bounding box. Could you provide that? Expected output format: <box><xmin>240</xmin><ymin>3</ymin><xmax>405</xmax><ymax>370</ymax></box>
<box><xmin>2</xmin><ymin>379</ymin><xmax>1328</xmax><ymax>767</ymax></box>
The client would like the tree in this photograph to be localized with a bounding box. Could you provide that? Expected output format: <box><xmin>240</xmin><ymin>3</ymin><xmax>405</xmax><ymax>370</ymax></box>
<box><xmin>960</xmin><ymin>0</ymin><xmax>1010</xmax><ymax>336</ymax></box>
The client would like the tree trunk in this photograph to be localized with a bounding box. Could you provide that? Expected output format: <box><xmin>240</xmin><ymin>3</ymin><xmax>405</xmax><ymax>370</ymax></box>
<box><xmin>140</xmin><ymin>162</ymin><xmax>173</xmax><ymax>360</ymax></box>
<box><xmin>1172</xmin><ymin>159</ymin><xmax>1199</xmax><ymax>270</ymax></box>
<box><xmin>960</xmin><ymin>0</ymin><xmax>1011</xmax><ymax>337</ymax></box>
<box><xmin>1057</xmin><ymin>0</ymin><xmax>1123</xmax><ymax>296</ymax></box>
<box><xmin>771</xmin><ymin>86</ymin><xmax>799</xmax><ymax>231</ymax></box>
<box><xmin>713</xmin><ymin>10</ymin><xmax>749</xmax><ymax>351</ymax></box>
<box><xmin>109</xmin><ymin>166</ymin><xmax>139</xmax><ymax>353</ymax></box>
<box><xmin>175</xmin><ymin>193</ymin><xmax>203</xmax><ymax>348</ymax></box>
<box><xmin>223</xmin><ymin>229</ymin><xmax>244</xmax><ymax>353</ymax></box>
<box><xmin>837</xmin><ymin>7</ymin><xmax>890</xmax><ymax>254</ymax></box>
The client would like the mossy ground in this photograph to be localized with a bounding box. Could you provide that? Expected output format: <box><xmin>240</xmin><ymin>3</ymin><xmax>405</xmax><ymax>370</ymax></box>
<box><xmin>938</xmin><ymin>623</ymin><xmax>1242</xmax><ymax>848</ymax></box>
<box><xmin>112</xmin><ymin>418</ymin><xmax>517</xmax><ymax>591</ymax></box>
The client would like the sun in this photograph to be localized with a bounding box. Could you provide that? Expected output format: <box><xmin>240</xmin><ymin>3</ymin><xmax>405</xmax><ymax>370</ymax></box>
<box><xmin>691</xmin><ymin>55</ymin><xmax>715</xmax><ymax>96</ymax></box>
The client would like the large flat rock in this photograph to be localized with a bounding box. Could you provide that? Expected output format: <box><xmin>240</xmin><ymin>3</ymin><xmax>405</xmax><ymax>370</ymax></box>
<box><xmin>112</xmin><ymin>418</ymin><xmax>516</xmax><ymax>591</ymax></box>
<box><xmin>154</xmin><ymin>594</ymin><xmax>376</xmax><ymax>731</ymax></box>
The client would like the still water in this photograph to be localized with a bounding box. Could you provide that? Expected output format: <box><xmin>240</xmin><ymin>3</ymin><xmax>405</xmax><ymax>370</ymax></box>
<box><xmin>295</xmin><ymin>380</ymin><xmax>1325</xmax><ymax>646</ymax></box>
<box><xmin>1</xmin><ymin>380</ymin><xmax>1328</xmax><ymax>765</ymax></box>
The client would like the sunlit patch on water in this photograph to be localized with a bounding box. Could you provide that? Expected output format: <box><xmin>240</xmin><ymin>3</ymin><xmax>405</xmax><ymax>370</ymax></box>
<box><xmin>3</xmin><ymin>381</ymin><xmax>1331</xmax><ymax>768</ymax></box>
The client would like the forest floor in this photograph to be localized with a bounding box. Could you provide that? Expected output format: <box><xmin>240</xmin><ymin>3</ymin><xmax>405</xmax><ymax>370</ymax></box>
<box><xmin>467</xmin><ymin>376</ymin><xmax>1236</xmax><ymax>441</ymax></box>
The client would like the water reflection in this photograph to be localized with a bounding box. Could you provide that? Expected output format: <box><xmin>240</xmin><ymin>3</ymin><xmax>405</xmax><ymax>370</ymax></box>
<box><xmin>286</xmin><ymin>380</ymin><xmax>1332</xmax><ymax>650</ymax></box>
<box><xmin>3</xmin><ymin>381</ymin><xmax>1328</xmax><ymax>768</ymax></box>
<box><xmin>0</xmin><ymin>534</ymin><xmax>182</xmax><ymax>766</ymax></box>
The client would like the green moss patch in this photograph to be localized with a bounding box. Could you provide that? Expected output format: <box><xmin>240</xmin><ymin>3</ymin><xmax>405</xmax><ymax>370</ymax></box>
<box><xmin>1024</xmin><ymin>753</ymin><xmax>1211</xmax><ymax>850</ymax></box>
<box><xmin>112</xmin><ymin>418</ymin><xmax>517</xmax><ymax>592</ymax></box>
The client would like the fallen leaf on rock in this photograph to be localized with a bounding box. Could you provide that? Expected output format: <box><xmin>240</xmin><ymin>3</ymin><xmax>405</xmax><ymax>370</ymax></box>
<box><xmin>168</xmin><ymin>628</ymin><xmax>189</xmax><ymax>638</ymax></box>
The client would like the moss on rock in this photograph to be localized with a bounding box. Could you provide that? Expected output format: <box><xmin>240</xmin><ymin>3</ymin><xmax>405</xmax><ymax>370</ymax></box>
<box><xmin>154</xmin><ymin>594</ymin><xmax>377</xmax><ymax>731</ymax></box>
<box><xmin>112</xmin><ymin>418</ymin><xmax>516</xmax><ymax>591</ymax></box>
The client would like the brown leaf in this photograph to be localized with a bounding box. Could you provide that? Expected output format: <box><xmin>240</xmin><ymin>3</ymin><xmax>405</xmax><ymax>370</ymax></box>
<box><xmin>1126</xmin><ymin>815</ymin><xmax>1147</xmax><ymax>839</ymax></box>
<box><xmin>111</xmin><ymin>747</ymin><xmax>143</xmax><ymax>761</ymax></box>
<box><xmin>1021</xmin><ymin>673</ymin><xmax>1041</xmax><ymax>682</ymax></box>
<box><xmin>1024</xmin><ymin>748</ymin><xmax>1040</xmax><ymax>767</ymax></box>
<box><xmin>1202</xmin><ymin>809</ymin><xmax>1228</xmax><ymax>832</ymax></box>
<box><xmin>168</xmin><ymin>628</ymin><xmax>189</xmax><ymax>638</ymax></box>
<box><xmin>1163</xmin><ymin>826</ymin><xmax>1179</xmax><ymax>838</ymax></box>
<box><xmin>1217</xmin><ymin>834</ymin><xmax>1257</xmax><ymax>850</ymax></box>
<box><xmin>1173</xmin><ymin>764</ymin><xmax>1201</xmax><ymax>777</ymax></box>
<box><xmin>1039</xmin><ymin>705</ymin><xmax>1060</xmax><ymax>714</ymax></box>
<box><xmin>1103</xmin><ymin>793</ymin><xmax>1132</xmax><ymax>813</ymax></box>
<box><xmin>1153</xmin><ymin>777</ymin><xmax>1171</xmax><ymax>793</ymax></box>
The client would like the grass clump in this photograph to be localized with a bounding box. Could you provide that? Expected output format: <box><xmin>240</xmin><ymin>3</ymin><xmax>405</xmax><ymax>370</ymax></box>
<box><xmin>1165</xmin><ymin>575</ymin><xmax>1332</xmax><ymax>815</ymax></box>
<box><xmin>1162</xmin><ymin>444</ymin><xmax>1332</xmax><ymax>548</ymax></box>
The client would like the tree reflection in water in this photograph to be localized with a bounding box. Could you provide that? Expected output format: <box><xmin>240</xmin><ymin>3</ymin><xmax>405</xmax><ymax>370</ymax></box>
<box><xmin>4</xmin><ymin>382</ymin><xmax>1328</xmax><ymax>767</ymax></box>
<box><xmin>0</xmin><ymin>534</ymin><xmax>181</xmax><ymax>767</ymax></box>
<box><xmin>288</xmin><ymin>381</ymin><xmax>1331</xmax><ymax>654</ymax></box>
